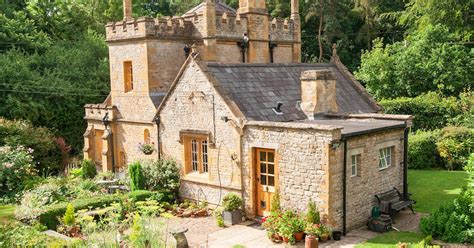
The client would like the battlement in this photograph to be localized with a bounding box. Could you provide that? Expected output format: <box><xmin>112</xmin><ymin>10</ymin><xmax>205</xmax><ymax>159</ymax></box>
<box><xmin>214</xmin><ymin>12</ymin><xmax>248</xmax><ymax>39</ymax></box>
<box><xmin>269</xmin><ymin>17</ymin><xmax>294</xmax><ymax>42</ymax></box>
<box><xmin>106</xmin><ymin>16</ymin><xmax>196</xmax><ymax>42</ymax></box>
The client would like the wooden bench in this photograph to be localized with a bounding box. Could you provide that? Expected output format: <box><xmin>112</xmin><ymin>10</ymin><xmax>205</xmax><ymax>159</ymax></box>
<box><xmin>375</xmin><ymin>187</ymin><xmax>415</xmax><ymax>219</ymax></box>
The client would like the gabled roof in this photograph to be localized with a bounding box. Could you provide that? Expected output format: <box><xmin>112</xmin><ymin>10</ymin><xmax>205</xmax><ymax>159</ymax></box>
<box><xmin>204</xmin><ymin>62</ymin><xmax>381</xmax><ymax>122</ymax></box>
<box><xmin>182</xmin><ymin>1</ymin><xmax>237</xmax><ymax>17</ymax></box>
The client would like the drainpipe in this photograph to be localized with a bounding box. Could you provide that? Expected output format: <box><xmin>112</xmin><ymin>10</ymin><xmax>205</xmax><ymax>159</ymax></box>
<box><xmin>403</xmin><ymin>127</ymin><xmax>409</xmax><ymax>200</ymax></box>
<box><xmin>342</xmin><ymin>139</ymin><xmax>347</xmax><ymax>235</ymax></box>
<box><xmin>154</xmin><ymin>116</ymin><xmax>161</xmax><ymax>160</ymax></box>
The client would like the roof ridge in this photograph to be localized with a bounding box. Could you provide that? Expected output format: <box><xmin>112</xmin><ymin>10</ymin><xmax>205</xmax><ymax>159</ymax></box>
<box><xmin>206</xmin><ymin>63</ymin><xmax>332</xmax><ymax>67</ymax></box>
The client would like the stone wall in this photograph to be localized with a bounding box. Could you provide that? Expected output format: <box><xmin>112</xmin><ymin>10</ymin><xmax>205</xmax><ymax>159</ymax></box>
<box><xmin>241</xmin><ymin>124</ymin><xmax>338</xmax><ymax>217</ymax></box>
<box><xmin>158</xmin><ymin>60</ymin><xmax>243</xmax><ymax>205</ymax></box>
<box><xmin>328</xmin><ymin>129</ymin><xmax>405</xmax><ymax>231</ymax></box>
<box><xmin>272</xmin><ymin>45</ymin><xmax>293</xmax><ymax>63</ymax></box>
<box><xmin>216</xmin><ymin>42</ymin><xmax>243</xmax><ymax>63</ymax></box>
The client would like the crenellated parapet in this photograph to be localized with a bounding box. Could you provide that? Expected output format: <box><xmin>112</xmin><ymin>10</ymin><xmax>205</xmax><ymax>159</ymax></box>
<box><xmin>269</xmin><ymin>17</ymin><xmax>295</xmax><ymax>42</ymax></box>
<box><xmin>84</xmin><ymin>104</ymin><xmax>117</xmax><ymax>121</ymax></box>
<box><xmin>106</xmin><ymin>16</ymin><xmax>196</xmax><ymax>42</ymax></box>
<box><xmin>214</xmin><ymin>12</ymin><xmax>248</xmax><ymax>39</ymax></box>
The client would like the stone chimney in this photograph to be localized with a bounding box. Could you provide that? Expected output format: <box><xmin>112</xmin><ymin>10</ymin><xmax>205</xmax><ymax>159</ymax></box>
<box><xmin>300</xmin><ymin>70</ymin><xmax>338</xmax><ymax>119</ymax></box>
<box><xmin>291</xmin><ymin>0</ymin><xmax>301</xmax><ymax>62</ymax></box>
<box><xmin>123</xmin><ymin>0</ymin><xmax>132</xmax><ymax>20</ymax></box>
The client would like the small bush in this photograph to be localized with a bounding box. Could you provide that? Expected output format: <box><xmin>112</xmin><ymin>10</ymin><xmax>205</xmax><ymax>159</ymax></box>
<box><xmin>222</xmin><ymin>193</ymin><xmax>242</xmax><ymax>212</ymax></box>
<box><xmin>39</xmin><ymin>194</ymin><xmax>118</xmax><ymax>229</ymax></box>
<box><xmin>306</xmin><ymin>200</ymin><xmax>320</xmax><ymax>224</ymax></box>
<box><xmin>408</xmin><ymin>130</ymin><xmax>441</xmax><ymax>169</ymax></box>
<box><xmin>420</xmin><ymin>189</ymin><xmax>473</xmax><ymax>243</ymax></box>
<box><xmin>129</xmin><ymin>162</ymin><xmax>145</xmax><ymax>191</ymax></box>
<box><xmin>436</xmin><ymin>126</ymin><xmax>474</xmax><ymax>170</ymax></box>
<box><xmin>63</xmin><ymin>203</ymin><xmax>75</xmax><ymax>226</ymax></box>
<box><xmin>80</xmin><ymin>159</ymin><xmax>97</xmax><ymax>179</ymax></box>
<box><xmin>270</xmin><ymin>189</ymin><xmax>281</xmax><ymax>212</ymax></box>
<box><xmin>142</xmin><ymin>158</ymin><xmax>180</xmax><ymax>194</ymax></box>
<box><xmin>0</xmin><ymin>145</ymin><xmax>37</xmax><ymax>199</ymax></box>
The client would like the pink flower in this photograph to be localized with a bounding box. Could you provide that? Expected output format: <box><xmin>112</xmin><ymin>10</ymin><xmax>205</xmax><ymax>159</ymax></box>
<box><xmin>4</xmin><ymin>163</ymin><xmax>13</xmax><ymax>168</ymax></box>
<box><xmin>27</xmin><ymin>148</ymin><xmax>34</xmax><ymax>154</ymax></box>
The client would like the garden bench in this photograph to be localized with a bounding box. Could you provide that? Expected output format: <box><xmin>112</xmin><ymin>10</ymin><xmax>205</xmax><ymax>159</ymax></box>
<box><xmin>375</xmin><ymin>187</ymin><xmax>415</xmax><ymax>219</ymax></box>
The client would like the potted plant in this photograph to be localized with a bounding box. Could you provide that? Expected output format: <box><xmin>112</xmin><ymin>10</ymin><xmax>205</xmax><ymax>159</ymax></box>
<box><xmin>292</xmin><ymin>217</ymin><xmax>305</xmax><ymax>241</ymax></box>
<box><xmin>138</xmin><ymin>142</ymin><xmax>155</xmax><ymax>155</ymax></box>
<box><xmin>221</xmin><ymin>193</ymin><xmax>243</xmax><ymax>225</ymax></box>
<box><xmin>305</xmin><ymin>223</ymin><xmax>321</xmax><ymax>248</ymax></box>
<box><xmin>262</xmin><ymin>212</ymin><xmax>282</xmax><ymax>242</ymax></box>
<box><xmin>319</xmin><ymin>224</ymin><xmax>331</xmax><ymax>242</ymax></box>
<box><xmin>278</xmin><ymin>210</ymin><xmax>299</xmax><ymax>244</ymax></box>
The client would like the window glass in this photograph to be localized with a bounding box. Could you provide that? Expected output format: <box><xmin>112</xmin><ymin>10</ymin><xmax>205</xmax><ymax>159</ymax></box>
<box><xmin>191</xmin><ymin>139</ymin><xmax>198</xmax><ymax>172</ymax></box>
<box><xmin>202</xmin><ymin>140</ymin><xmax>208</xmax><ymax>173</ymax></box>
<box><xmin>124</xmin><ymin>61</ymin><xmax>133</xmax><ymax>92</ymax></box>
<box><xmin>379</xmin><ymin>147</ymin><xmax>392</xmax><ymax>169</ymax></box>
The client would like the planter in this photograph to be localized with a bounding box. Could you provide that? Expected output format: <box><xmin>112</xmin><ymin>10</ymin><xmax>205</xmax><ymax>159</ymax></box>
<box><xmin>268</xmin><ymin>233</ymin><xmax>282</xmax><ymax>243</ymax></box>
<box><xmin>319</xmin><ymin>234</ymin><xmax>329</xmax><ymax>242</ymax></box>
<box><xmin>332</xmin><ymin>231</ymin><xmax>342</xmax><ymax>241</ymax></box>
<box><xmin>294</xmin><ymin>232</ymin><xmax>304</xmax><ymax>241</ymax></box>
<box><xmin>305</xmin><ymin>235</ymin><xmax>319</xmax><ymax>248</ymax></box>
<box><xmin>143</xmin><ymin>150</ymin><xmax>153</xmax><ymax>155</ymax></box>
<box><xmin>282</xmin><ymin>236</ymin><xmax>290</xmax><ymax>243</ymax></box>
<box><xmin>222</xmin><ymin>210</ymin><xmax>242</xmax><ymax>226</ymax></box>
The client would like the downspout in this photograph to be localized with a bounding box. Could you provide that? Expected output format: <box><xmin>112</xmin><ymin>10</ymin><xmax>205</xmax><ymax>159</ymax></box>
<box><xmin>154</xmin><ymin>116</ymin><xmax>161</xmax><ymax>160</ymax></box>
<box><xmin>403</xmin><ymin>127</ymin><xmax>409</xmax><ymax>200</ymax></box>
<box><xmin>342</xmin><ymin>139</ymin><xmax>347</xmax><ymax>235</ymax></box>
<box><xmin>110</xmin><ymin>131</ymin><xmax>116</xmax><ymax>173</ymax></box>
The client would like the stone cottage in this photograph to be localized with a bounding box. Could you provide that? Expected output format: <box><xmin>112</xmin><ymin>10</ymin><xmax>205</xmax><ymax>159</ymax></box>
<box><xmin>83</xmin><ymin>0</ymin><xmax>412</xmax><ymax>233</ymax></box>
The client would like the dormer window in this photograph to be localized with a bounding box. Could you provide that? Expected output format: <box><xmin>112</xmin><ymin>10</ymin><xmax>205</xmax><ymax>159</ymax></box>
<box><xmin>124</xmin><ymin>61</ymin><xmax>133</xmax><ymax>92</ymax></box>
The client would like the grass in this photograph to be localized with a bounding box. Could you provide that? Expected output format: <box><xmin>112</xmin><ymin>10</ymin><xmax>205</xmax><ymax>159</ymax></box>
<box><xmin>0</xmin><ymin>205</ymin><xmax>16</xmax><ymax>225</ymax></box>
<box><xmin>356</xmin><ymin>231</ymin><xmax>426</xmax><ymax>247</ymax></box>
<box><xmin>408</xmin><ymin>169</ymin><xmax>468</xmax><ymax>213</ymax></box>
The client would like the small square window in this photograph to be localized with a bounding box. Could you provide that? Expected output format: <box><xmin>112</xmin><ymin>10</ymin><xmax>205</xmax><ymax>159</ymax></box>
<box><xmin>184</xmin><ymin>134</ymin><xmax>210</xmax><ymax>174</ymax></box>
<box><xmin>351</xmin><ymin>154</ymin><xmax>360</xmax><ymax>177</ymax></box>
<box><xmin>379</xmin><ymin>146</ymin><xmax>393</xmax><ymax>170</ymax></box>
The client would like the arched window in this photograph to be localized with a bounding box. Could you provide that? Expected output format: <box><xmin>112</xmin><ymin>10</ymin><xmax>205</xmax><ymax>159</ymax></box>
<box><xmin>144</xmin><ymin>129</ymin><xmax>151</xmax><ymax>144</ymax></box>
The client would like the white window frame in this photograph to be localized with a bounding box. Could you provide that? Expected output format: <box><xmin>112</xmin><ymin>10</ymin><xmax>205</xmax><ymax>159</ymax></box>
<box><xmin>379</xmin><ymin>146</ymin><xmax>393</xmax><ymax>170</ymax></box>
<box><xmin>351</xmin><ymin>154</ymin><xmax>360</xmax><ymax>177</ymax></box>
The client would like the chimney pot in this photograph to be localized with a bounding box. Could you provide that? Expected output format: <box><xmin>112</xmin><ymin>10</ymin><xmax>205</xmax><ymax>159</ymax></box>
<box><xmin>123</xmin><ymin>0</ymin><xmax>132</xmax><ymax>20</ymax></box>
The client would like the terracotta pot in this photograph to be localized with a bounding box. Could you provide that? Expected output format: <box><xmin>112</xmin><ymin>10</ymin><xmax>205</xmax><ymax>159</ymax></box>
<box><xmin>319</xmin><ymin>234</ymin><xmax>329</xmax><ymax>242</ymax></box>
<box><xmin>282</xmin><ymin>236</ymin><xmax>289</xmax><ymax>243</ymax></box>
<box><xmin>274</xmin><ymin>234</ymin><xmax>283</xmax><ymax>241</ymax></box>
<box><xmin>294</xmin><ymin>232</ymin><xmax>304</xmax><ymax>241</ymax></box>
<box><xmin>269</xmin><ymin>233</ymin><xmax>282</xmax><ymax>243</ymax></box>
<box><xmin>305</xmin><ymin>235</ymin><xmax>319</xmax><ymax>248</ymax></box>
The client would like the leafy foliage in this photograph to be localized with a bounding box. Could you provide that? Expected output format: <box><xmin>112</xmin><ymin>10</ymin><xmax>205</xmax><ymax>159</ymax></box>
<box><xmin>420</xmin><ymin>189</ymin><xmax>473</xmax><ymax>243</ymax></box>
<box><xmin>80</xmin><ymin>159</ymin><xmax>97</xmax><ymax>179</ymax></box>
<box><xmin>0</xmin><ymin>145</ymin><xmax>37</xmax><ymax>199</ymax></box>
<box><xmin>0</xmin><ymin>118</ymin><xmax>62</xmax><ymax>174</ymax></box>
<box><xmin>222</xmin><ymin>193</ymin><xmax>243</xmax><ymax>212</ymax></box>
<box><xmin>62</xmin><ymin>203</ymin><xmax>75</xmax><ymax>226</ymax></box>
<box><xmin>408</xmin><ymin>130</ymin><xmax>441</xmax><ymax>169</ymax></box>
<box><xmin>306</xmin><ymin>200</ymin><xmax>321</xmax><ymax>224</ymax></box>
<box><xmin>128</xmin><ymin>162</ymin><xmax>145</xmax><ymax>191</ymax></box>
<box><xmin>142</xmin><ymin>159</ymin><xmax>180</xmax><ymax>195</ymax></box>
<box><xmin>380</xmin><ymin>92</ymin><xmax>466</xmax><ymax>131</ymax></box>
<box><xmin>356</xmin><ymin>25</ymin><xmax>472</xmax><ymax>99</ymax></box>
<box><xmin>436</xmin><ymin>127</ymin><xmax>474</xmax><ymax>170</ymax></box>
<box><xmin>0</xmin><ymin>222</ymin><xmax>66</xmax><ymax>247</ymax></box>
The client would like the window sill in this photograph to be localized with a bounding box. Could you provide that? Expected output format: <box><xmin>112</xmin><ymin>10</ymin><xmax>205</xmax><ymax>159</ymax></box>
<box><xmin>379</xmin><ymin>165</ymin><xmax>391</xmax><ymax>171</ymax></box>
<box><xmin>184</xmin><ymin>172</ymin><xmax>210</xmax><ymax>182</ymax></box>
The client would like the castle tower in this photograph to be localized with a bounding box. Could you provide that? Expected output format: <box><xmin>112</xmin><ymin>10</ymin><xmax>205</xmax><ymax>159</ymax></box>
<box><xmin>238</xmin><ymin>0</ymin><xmax>270</xmax><ymax>63</ymax></box>
<box><xmin>201</xmin><ymin>0</ymin><xmax>218</xmax><ymax>61</ymax></box>
<box><xmin>291</xmin><ymin>0</ymin><xmax>301</xmax><ymax>62</ymax></box>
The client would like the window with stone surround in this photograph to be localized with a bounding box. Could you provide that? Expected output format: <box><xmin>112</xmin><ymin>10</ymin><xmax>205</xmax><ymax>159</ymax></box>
<box><xmin>351</xmin><ymin>154</ymin><xmax>360</xmax><ymax>177</ymax></box>
<box><xmin>379</xmin><ymin>146</ymin><xmax>393</xmax><ymax>169</ymax></box>
<box><xmin>144</xmin><ymin>129</ymin><xmax>150</xmax><ymax>144</ymax></box>
<box><xmin>124</xmin><ymin>61</ymin><xmax>133</xmax><ymax>92</ymax></box>
<box><xmin>183</xmin><ymin>134</ymin><xmax>209</xmax><ymax>174</ymax></box>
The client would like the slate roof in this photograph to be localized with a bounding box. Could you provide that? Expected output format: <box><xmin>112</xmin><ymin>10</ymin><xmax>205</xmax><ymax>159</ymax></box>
<box><xmin>150</xmin><ymin>92</ymin><xmax>167</xmax><ymax>109</ymax></box>
<box><xmin>206</xmin><ymin>63</ymin><xmax>380</xmax><ymax>122</ymax></box>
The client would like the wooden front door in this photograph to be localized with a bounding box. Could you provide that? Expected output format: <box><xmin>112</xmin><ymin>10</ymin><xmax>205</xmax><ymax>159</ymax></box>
<box><xmin>256</xmin><ymin>148</ymin><xmax>278</xmax><ymax>216</ymax></box>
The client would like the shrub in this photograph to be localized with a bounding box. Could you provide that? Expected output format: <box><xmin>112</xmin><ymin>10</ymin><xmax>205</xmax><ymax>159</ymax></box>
<box><xmin>408</xmin><ymin>130</ymin><xmax>442</xmax><ymax>169</ymax></box>
<box><xmin>0</xmin><ymin>222</ymin><xmax>66</xmax><ymax>247</ymax></box>
<box><xmin>0</xmin><ymin>145</ymin><xmax>37</xmax><ymax>199</ymax></box>
<box><xmin>222</xmin><ymin>193</ymin><xmax>242</xmax><ymax>212</ymax></box>
<box><xmin>0</xmin><ymin>118</ymin><xmax>62</xmax><ymax>174</ymax></box>
<box><xmin>129</xmin><ymin>162</ymin><xmax>145</xmax><ymax>191</ymax></box>
<box><xmin>39</xmin><ymin>194</ymin><xmax>118</xmax><ymax>229</ymax></box>
<box><xmin>306</xmin><ymin>200</ymin><xmax>320</xmax><ymax>224</ymax></box>
<box><xmin>380</xmin><ymin>92</ymin><xmax>462</xmax><ymax>131</ymax></box>
<box><xmin>142</xmin><ymin>158</ymin><xmax>180</xmax><ymax>194</ymax></box>
<box><xmin>127</xmin><ymin>190</ymin><xmax>156</xmax><ymax>202</ymax></box>
<box><xmin>436</xmin><ymin>126</ymin><xmax>474</xmax><ymax>170</ymax></box>
<box><xmin>420</xmin><ymin>190</ymin><xmax>473</xmax><ymax>243</ymax></box>
<box><xmin>80</xmin><ymin>159</ymin><xmax>97</xmax><ymax>179</ymax></box>
<box><xmin>270</xmin><ymin>189</ymin><xmax>281</xmax><ymax>212</ymax></box>
<box><xmin>63</xmin><ymin>203</ymin><xmax>75</xmax><ymax>226</ymax></box>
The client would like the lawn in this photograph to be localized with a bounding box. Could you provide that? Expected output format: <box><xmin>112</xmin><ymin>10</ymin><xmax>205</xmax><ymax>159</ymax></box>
<box><xmin>356</xmin><ymin>232</ymin><xmax>425</xmax><ymax>248</ymax></box>
<box><xmin>0</xmin><ymin>205</ymin><xmax>15</xmax><ymax>225</ymax></box>
<box><xmin>408</xmin><ymin>169</ymin><xmax>468</xmax><ymax>213</ymax></box>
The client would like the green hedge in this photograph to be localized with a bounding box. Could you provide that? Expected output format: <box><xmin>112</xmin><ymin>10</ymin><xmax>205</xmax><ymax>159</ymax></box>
<box><xmin>127</xmin><ymin>190</ymin><xmax>156</xmax><ymax>202</ymax></box>
<box><xmin>380</xmin><ymin>92</ymin><xmax>461</xmax><ymax>131</ymax></box>
<box><xmin>408</xmin><ymin>130</ymin><xmax>441</xmax><ymax>169</ymax></box>
<box><xmin>437</xmin><ymin>126</ymin><xmax>474</xmax><ymax>170</ymax></box>
<box><xmin>39</xmin><ymin>195</ymin><xmax>118</xmax><ymax>229</ymax></box>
